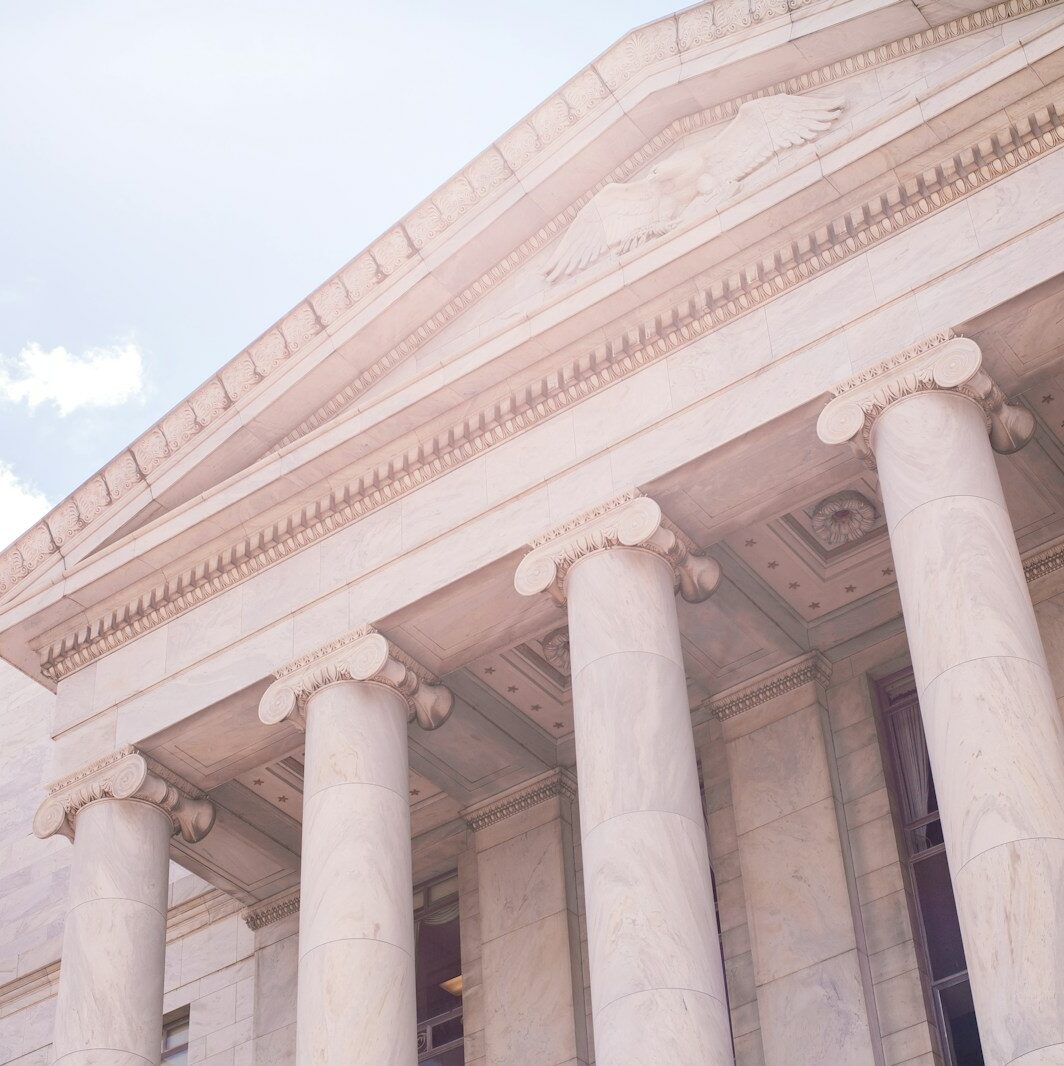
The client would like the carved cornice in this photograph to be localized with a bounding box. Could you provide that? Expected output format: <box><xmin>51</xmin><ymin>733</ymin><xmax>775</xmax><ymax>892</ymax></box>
<box><xmin>514</xmin><ymin>490</ymin><xmax>721</xmax><ymax>606</ymax></box>
<box><xmin>33</xmin><ymin>746</ymin><xmax>215</xmax><ymax>844</ymax></box>
<box><xmin>1024</xmin><ymin>538</ymin><xmax>1064</xmax><ymax>583</ymax></box>
<box><xmin>258</xmin><ymin>625</ymin><xmax>454</xmax><ymax>731</ymax></box>
<box><xmin>818</xmin><ymin>334</ymin><xmax>1035</xmax><ymax>465</ymax></box>
<box><xmin>4</xmin><ymin>0</ymin><xmax>1058</xmax><ymax>612</ymax></box>
<box><xmin>278</xmin><ymin>0</ymin><xmax>1062</xmax><ymax>449</ymax></box>
<box><xmin>704</xmin><ymin>652</ymin><xmax>832</xmax><ymax>720</ymax></box>
<box><xmin>243</xmin><ymin>887</ymin><xmax>300</xmax><ymax>931</ymax></box>
<box><xmin>461</xmin><ymin>769</ymin><xmax>577</xmax><ymax>833</ymax></box>
<box><xmin>37</xmin><ymin>100</ymin><xmax>1064</xmax><ymax>681</ymax></box>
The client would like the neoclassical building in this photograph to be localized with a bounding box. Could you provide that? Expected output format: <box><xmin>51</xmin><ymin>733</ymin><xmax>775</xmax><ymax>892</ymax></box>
<box><xmin>2</xmin><ymin>1</ymin><xmax>1064</xmax><ymax>1063</ymax></box>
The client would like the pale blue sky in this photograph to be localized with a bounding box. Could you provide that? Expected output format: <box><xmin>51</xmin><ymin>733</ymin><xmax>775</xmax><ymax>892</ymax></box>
<box><xmin>0</xmin><ymin>1</ymin><xmax>671</xmax><ymax>544</ymax></box>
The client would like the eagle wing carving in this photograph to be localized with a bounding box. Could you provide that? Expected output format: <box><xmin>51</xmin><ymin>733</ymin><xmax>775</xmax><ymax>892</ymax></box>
<box><xmin>706</xmin><ymin>94</ymin><xmax>844</xmax><ymax>186</ymax></box>
<box><xmin>543</xmin><ymin>93</ymin><xmax>843</xmax><ymax>283</ymax></box>
<box><xmin>543</xmin><ymin>181</ymin><xmax>672</xmax><ymax>282</ymax></box>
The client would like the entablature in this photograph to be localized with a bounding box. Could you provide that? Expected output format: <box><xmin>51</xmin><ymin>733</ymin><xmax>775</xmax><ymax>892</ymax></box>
<box><xmin>1</xmin><ymin>0</ymin><xmax>1060</xmax><ymax>635</ymax></box>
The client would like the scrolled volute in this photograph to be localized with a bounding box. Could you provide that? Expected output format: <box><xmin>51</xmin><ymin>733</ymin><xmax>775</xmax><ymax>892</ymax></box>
<box><xmin>515</xmin><ymin>489</ymin><xmax>721</xmax><ymax>605</ymax></box>
<box><xmin>33</xmin><ymin>747</ymin><xmax>215</xmax><ymax>844</ymax></box>
<box><xmin>817</xmin><ymin>333</ymin><xmax>1034</xmax><ymax>466</ymax></box>
<box><xmin>259</xmin><ymin>625</ymin><xmax>454</xmax><ymax>731</ymax></box>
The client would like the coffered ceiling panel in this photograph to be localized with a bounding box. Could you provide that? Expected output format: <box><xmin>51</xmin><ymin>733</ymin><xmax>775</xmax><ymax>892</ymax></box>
<box><xmin>724</xmin><ymin>475</ymin><xmax>895</xmax><ymax>624</ymax></box>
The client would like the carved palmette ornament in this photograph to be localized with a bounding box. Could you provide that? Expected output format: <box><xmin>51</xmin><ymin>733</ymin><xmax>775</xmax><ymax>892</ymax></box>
<box><xmin>817</xmin><ymin>334</ymin><xmax>1035</xmax><ymax>466</ymax></box>
<box><xmin>515</xmin><ymin>490</ymin><xmax>721</xmax><ymax>605</ymax></box>
<box><xmin>33</xmin><ymin>747</ymin><xmax>215</xmax><ymax>843</ymax></box>
<box><xmin>259</xmin><ymin>626</ymin><xmax>454</xmax><ymax>732</ymax></box>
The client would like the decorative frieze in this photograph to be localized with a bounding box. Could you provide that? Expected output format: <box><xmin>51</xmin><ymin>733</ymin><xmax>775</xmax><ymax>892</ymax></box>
<box><xmin>818</xmin><ymin>333</ymin><xmax>1035</xmax><ymax>466</ymax></box>
<box><xmin>514</xmin><ymin>491</ymin><xmax>721</xmax><ymax>605</ymax></box>
<box><xmin>258</xmin><ymin>625</ymin><xmax>454</xmax><ymax>731</ymax></box>
<box><xmin>461</xmin><ymin>769</ymin><xmax>577</xmax><ymax>833</ymax></box>
<box><xmin>704</xmin><ymin>652</ymin><xmax>832</xmax><ymax>720</ymax></box>
<box><xmin>243</xmin><ymin>887</ymin><xmax>300</xmax><ymax>931</ymax></box>
<box><xmin>1024</xmin><ymin>538</ymin><xmax>1064</xmax><ymax>583</ymax></box>
<box><xmin>33</xmin><ymin>746</ymin><xmax>215</xmax><ymax>844</ymax></box>
<box><xmin>36</xmin><ymin>101</ymin><xmax>1064</xmax><ymax>681</ymax></box>
<box><xmin>5</xmin><ymin>0</ymin><xmax>1058</xmax><ymax>614</ymax></box>
<box><xmin>278</xmin><ymin>0</ymin><xmax>1062</xmax><ymax>450</ymax></box>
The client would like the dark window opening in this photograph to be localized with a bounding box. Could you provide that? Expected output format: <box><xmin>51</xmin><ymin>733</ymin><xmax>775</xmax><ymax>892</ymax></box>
<box><xmin>878</xmin><ymin>672</ymin><xmax>984</xmax><ymax>1066</ymax></box>
<box><xmin>415</xmin><ymin>872</ymin><xmax>464</xmax><ymax>1065</ymax></box>
<box><xmin>162</xmin><ymin>1009</ymin><xmax>190</xmax><ymax>1065</ymax></box>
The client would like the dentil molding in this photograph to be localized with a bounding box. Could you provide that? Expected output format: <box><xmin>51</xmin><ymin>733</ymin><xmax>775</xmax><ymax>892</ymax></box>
<box><xmin>461</xmin><ymin>769</ymin><xmax>577</xmax><ymax>833</ymax></box>
<box><xmin>703</xmin><ymin>652</ymin><xmax>832</xmax><ymax>720</ymax></box>
<box><xmin>258</xmin><ymin>625</ymin><xmax>454</xmax><ymax>731</ymax></box>
<box><xmin>243</xmin><ymin>887</ymin><xmax>300</xmax><ymax>931</ymax></box>
<box><xmin>514</xmin><ymin>490</ymin><xmax>721</xmax><ymax>605</ymax></box>
<box><xmin>36</xmin><ymin>100</ymin><xmax>1064</xmax><ymax>682</ymax></box>
<box><xmin>5</xmin><ymin>0</ymin><xmax>1059</xmax><ymax>615</ymax></box>
<box><xmin>33</xmin><ymin>746</ymin><xmax>215</xmax><ymax>844</ymax></box>
<box><xmin>280</xmin><ymin>0</ymin><xmax>1059</xmax><ymax>449</ymax></box>
<box><xmin>1024</xmin><ymin>537</ymin><xmax>1064</xmax><ymax>583</ymax></box>
<box><xmin>817</xmin><ymin>333</ymin><xmax>1035</xmax><ymax>466</ymax></box>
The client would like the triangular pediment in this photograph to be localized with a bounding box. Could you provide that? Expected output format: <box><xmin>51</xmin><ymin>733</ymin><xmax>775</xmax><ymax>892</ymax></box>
<box><xmin>3</xmin><ymin>0</ymin><xmax>1062</xmax><ymax>684</ymax></box>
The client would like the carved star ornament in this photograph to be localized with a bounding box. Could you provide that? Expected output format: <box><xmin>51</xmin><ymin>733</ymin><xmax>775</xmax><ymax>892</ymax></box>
<box><xmin>543</xmin><ymin>93</ymin><xmax>843</xmax><ymax>282</ymax></box>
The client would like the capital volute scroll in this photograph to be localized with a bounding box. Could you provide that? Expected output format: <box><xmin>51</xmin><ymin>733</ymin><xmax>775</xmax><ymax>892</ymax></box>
<box><xmin>259</xmin><ymin>625</ymin><xmax>454</xmax><ymax>732</ymax></box>
<box><xmin>514</xmin><ymin>489</ymin><xmax>721</xmax><ymax>606</ymax></box>
<box><xmin>33</xmin><ymin>746</ymin><xmax>215</xmax><ymax>844</ymax></box>
<box><xmin>817</xmin><ymin>331</ymin><xmax>1035</xmax><ymax>467</ymax></box>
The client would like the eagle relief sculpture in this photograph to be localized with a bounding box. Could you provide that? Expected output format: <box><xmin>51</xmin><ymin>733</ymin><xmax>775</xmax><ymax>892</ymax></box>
<box><xmin>543</xmin><ymin>93</ymin><xmax>844</xmax><ymax>282</ymax></box>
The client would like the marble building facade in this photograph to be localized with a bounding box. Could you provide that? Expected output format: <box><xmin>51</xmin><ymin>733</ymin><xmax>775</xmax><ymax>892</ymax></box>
<box><xmin>2</xmin><ymin>0</ymin><xmax>1064</xmax><ymax>1063</ymax></box>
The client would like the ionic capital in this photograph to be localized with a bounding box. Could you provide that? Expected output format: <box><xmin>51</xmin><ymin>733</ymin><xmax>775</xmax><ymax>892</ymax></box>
<box><xmin>514</xmin><ymin>489</ymin><xmax>720</xmax><ymax>606</ymax></box>
<box><xmin>259</xmin><ymin>625</ymin><xmax>454</xmax><ymax>732</ymax></box>
<box><xmin>33</xmin><ymin>746</ymin><xmax>215</xmax><ymax>844</ymax></box>
<box><xmin>817</xmin><ymin>331</ymin><xmax>1034</xmax><ymax>466</ymax></box>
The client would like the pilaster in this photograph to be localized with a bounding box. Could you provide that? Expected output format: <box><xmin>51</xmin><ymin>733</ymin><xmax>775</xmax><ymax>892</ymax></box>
<box><xmin>461</xmin><ymin>771</ymin><xmax>590</xmax><ymax>1066</ymax></box>
<box><xmin>706</xmin><ymin>654</ymin><xmax>881</xmax><ymax>1066</ymax></box>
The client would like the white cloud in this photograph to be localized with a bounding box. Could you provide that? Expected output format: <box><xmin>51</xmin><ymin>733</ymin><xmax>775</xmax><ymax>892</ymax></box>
<box><xmin>0</xmin><ymin>341</ymin><xmax>145</xmax><ymax>416</ymax></box>
<box><xmin>0</xmin><ymin>462</ymin><xmax>50</xmax><ymax>548</ymax></box>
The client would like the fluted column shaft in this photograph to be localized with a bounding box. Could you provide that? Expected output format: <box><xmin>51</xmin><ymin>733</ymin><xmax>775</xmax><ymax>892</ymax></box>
<box><xmin>297</xmin><ymin>680</ymin><xmax>417</xmax><ymax>1066</ymax></box>
<box><xmin>567</xmin><ymin>546</ymin><xmax>733</xmax><ymax>1065</ymax></box>
<box><xmin>872</xmin><ymin>389</ymin><xmax>1064</xmax><ymax>1065</ymax></box>
<box><xmin>52</xmin><ymin>797</ymin><xmax>172</xmax><ymax>1065</ymax></box>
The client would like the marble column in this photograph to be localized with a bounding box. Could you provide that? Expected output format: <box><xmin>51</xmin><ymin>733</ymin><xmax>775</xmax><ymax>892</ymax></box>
<box><xmin>33</xmin><ymin>747</ymin><xmax>215</xmax><ymax>1065</ymax></box>
<box><xmin>819</xmin><ymin>333</ymin><xmax>1064</xmax><ymax>1066</ymax></box>
<box><xmin>259</xmin><ymin>625</ymin><xmax>454</xmax><ymax>1066</ymax></box>
<box><xmin>516</xmin><ymin>491</ymin><xmax>734</xmax><ymax>1066</ymax></box>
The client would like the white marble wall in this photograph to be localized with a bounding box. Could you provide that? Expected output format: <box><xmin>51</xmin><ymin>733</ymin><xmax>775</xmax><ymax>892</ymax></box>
<box><xmin>722</xmin><ymin>679</ymin><xmax>877</xmax><ymax>1066</ymax></box>
<box><xmin>1033</xmin><ymin>577</ymin><xmax>1064</xmax><ymax>724</ymax></box>
<box><xmin>694</xmin><ymin>718</ymin><xmax>766</xmax><ymax>1066</ymax></box>
<box><xmin>162</xmin><ymin>900</ymin><xmax>258</xmax><ymax>1064</ymax></box>
<box><xmin>826</xmin><ymin>634</ymin><xmax>943</xmax><ymax>1066</ymax></box>
<box><xmin>458</xmin><ymin>846</ymin><xmax>486</xmax><ymax>1066</ymax></box>
<box><xmin>0</xmin><ymin>664</ymin><xmax>64</xmax><ymax>994</ymax></box>
<box><xmin>250</xmin><ymin>912</ymin><xmax>299</xmax><ymax>1065</ymax></box>
<box><xmin>472</xmin><ymin>791</ymin><xmax>590</xmax><ymax>1066</ymax></box>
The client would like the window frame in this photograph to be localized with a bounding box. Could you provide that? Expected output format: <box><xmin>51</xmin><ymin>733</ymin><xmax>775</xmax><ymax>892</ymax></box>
<box><xmin>414</xmin><ymin>871</ymin><xmax>464</xmax><ymax>1064</ymax></box>
<box><xmin>161</xmin><ymin>1007</ymin><xmax>190</xmax><ymax>1064</ymax></box>
<box><xmin>874</xmin><ymin>668</ymin><xmax>983</xmax><ymax>1066</ymax></box>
